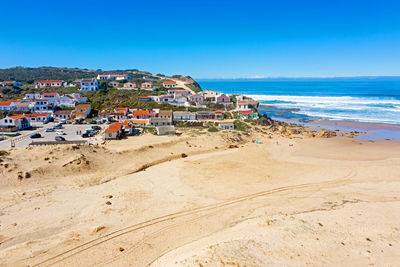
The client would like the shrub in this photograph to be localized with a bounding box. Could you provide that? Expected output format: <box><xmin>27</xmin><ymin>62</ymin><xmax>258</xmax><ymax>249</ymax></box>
<box><xmin>234</xmin><ymin>120</ymin><xmax>250</xmax><ymax>131</ymax></box>
<box><xmin>0</xmin><ymin>150</ymin><xmax>9</xmax><ymax>156</ymax></box>
<box><xmin>208</xmin><ymin>126</ymin><xmax>219</xmax><ymax>132</ymax></box>
<box><xmin>176</xmin><ymin>121</ymin><xmax>188</xmax><ymax>127</ymax></box>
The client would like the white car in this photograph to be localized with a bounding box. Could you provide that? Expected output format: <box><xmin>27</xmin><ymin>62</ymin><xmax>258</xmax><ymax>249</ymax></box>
<box><xmin>56</xmin><ymin>130</ymin><xmax>66</xmax><ymax>135</ymax></box>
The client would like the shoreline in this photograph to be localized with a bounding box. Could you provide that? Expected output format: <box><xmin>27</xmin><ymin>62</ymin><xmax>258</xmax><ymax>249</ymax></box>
<box><xmin>258</xmin><ymin>113</ymin><xmax>400</xmax><ymax>141</ymax></box>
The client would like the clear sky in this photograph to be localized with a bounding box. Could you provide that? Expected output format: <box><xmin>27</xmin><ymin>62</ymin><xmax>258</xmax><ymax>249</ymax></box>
<box><xmin>1</xmin><ymin>0</ymin><xmax>400</xmax><ymax>78</ymax></box>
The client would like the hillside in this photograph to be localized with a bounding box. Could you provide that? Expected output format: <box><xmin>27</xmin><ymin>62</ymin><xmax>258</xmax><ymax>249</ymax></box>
<box><xmin>0</xmin><ymin>67</ymin><xmax>202</xmax><ymax>100</ymax></box>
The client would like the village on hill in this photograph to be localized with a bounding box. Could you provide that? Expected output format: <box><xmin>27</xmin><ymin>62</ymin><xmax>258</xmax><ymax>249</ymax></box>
<box><xmin>0</xmin><ymin>73</ymin><xmax>261</xmax><ymax>148</ymax></box>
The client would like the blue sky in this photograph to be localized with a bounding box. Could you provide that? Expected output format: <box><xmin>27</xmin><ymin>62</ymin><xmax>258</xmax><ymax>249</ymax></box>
<box><xmin>1</xmin><ymin>0</ymin><xmax>400</xmax><ymax>78</ymax></box>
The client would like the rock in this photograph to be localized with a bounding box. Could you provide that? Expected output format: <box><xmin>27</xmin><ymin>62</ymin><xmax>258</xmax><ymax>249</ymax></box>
<box><xmin>93</xmin><ymin>226</ymin><xmax>106</xmax><ymax>233</ymax></box>
<box><xmin>25</xmin><ymin>172</ymin><xmax>31</xmax><ymax>178</ymax></box>
<box><xmin>181</xmin><ymin>153</ymin><xmax>188</xmax><ymax>158</ymax></box>
<box><xmin>105</xmin><ymin>201</ymin><xmax>112</xmax><ymax>205</ymax></box>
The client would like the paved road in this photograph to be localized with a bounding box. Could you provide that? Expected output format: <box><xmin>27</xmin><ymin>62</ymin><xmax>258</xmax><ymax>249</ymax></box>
<box><xmin>0</xmin><ymin>123</ymin><xmax>105</xmax><ymax>149</ymax></box>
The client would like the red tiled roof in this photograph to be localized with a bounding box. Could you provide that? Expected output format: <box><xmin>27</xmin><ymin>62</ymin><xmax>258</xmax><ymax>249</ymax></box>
<box><xmin>55</xmin><ymin>110</ymin><xmax>73</xmax><ymax>115</ymax></box>
<box><xmin>9</xmin><ymin>114</ymin><xmax>27</xmax><ymax>120</ymax></box>
<box><xmin>132</xmin><ymin>110</ymin><xmax>150</xmax><ymax>116</ymax></box>
<box><xmin>115</xmin><ymin>107</ymin><xmax>128</xmax><ymax>112</ymax></box>
<box><xmin>105</xmin><ymin>123</ymin><xmax>123</xmax><ymax>133</ymax></box>
<box><xmin>76</xmin><ymin>104</ymin><xmax>90</xmax><ymax>108</ymax></box>
<box><xmin>42</xmin><ymin>92</ymin><xmax>58</xmax><ymax>95</ymax></box>
<box><xmin>128</xmin><ymin>119</ymin><xmax>149</xmax><ymax>124</ymax></box>
<box><xmin>238</xmin><ymin>100</ymin><xmax>248</xmax><ymax>104</ymax></box>
<box><xmin>35</xmin><ymin>80</ymin><xmax>64</xmax><ymax>83</ymax></box>
<box><xmin>25</xmin><ymin>113</ymin><xmax>48</xmax><ymax>118</ymax></box>
<box><xmin>238</xmin><ymin>110</ymin><xmax>254</xmax><ymax>115</ymax></box>
<box><xmin>163</xmin><ymin>81</ymin><xmax>176</xmax><ymax>84</ymax></box>
<box><xmin>0</xmin><ymin>99</ymin><xmax>21</xmax><ymax>106</ymax></box>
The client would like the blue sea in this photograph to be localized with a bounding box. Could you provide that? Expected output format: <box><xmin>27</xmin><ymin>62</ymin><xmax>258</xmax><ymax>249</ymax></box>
<box><xmin>198</xmin><ymin>79</ymin><xmax>400</xmax><ymax>127</ymax></box>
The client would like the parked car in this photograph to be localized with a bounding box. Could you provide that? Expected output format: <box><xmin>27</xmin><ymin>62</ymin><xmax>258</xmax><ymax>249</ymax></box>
<box><xmin>56</xmin><ymin>130</ymin><xmax>66</xmax><ymax>135</ymax></box>
<box><xmin>45</xmin><ymin>128</ymin><xmax>55</xmax><ymax>132</ymax></box>
<box><xmin>91</xmin><ymin>125</ymin><xmax>101</xmax><ymax>131</ymax></box>
<box><xmin>55</xmin><ymin>136</ymin><xmax>66</xmax><ymax>141</ymax></box>
<box><xmin>54</xmin><ymin>124</ymin><xmax>63</xmax><ymax>129</ymax></box>
<box><xmin>60</xmin><ymin>119</ymin><xmax>67</xmax><ymax>124</ymax></box>
<box><xmin>30</xmin><ymin>133</ymin><xmax>42</xmax><ymax>139</ymax></box>
<box><xmin>81</xmin><ymin>132</ymin><xmax>92</xmax><ymax>138</ymax></box>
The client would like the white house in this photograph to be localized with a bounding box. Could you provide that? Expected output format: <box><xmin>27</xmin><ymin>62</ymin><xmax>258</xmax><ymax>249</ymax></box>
<box><xmin>168</xmin><ymin>89</ymin><xmax>191</xmax><ymax>98</ymax></box>
<box><xmin>141</xmin><ymin>82</ymin><xmax>153</xmax><ymax>89</ymax></box>
<box><xmin>30</xmin><ymin>99</ymin><xmax>50</xmax><ymax>112</ymax></box>
<box><xmin>34</xmin><ymin>80</ymin><xmax>65</xmax><ymax>88</ymax></box>
<box><xmin>188</xmin><ymin>94</ymin><xmax>204</xmax><ymax>104</ymax></box>
<box><xmin>24</xmin><ymin>93</ymin><xmax>41</xmax><ymax>100</ymax></box>
<box><xmin>201</xmin><ymin>90</ymin><xmax>220</xmax><ymax>96</ymax></box>
<box><xmin>174</xmin><ymin>96</ymin><xmax>188</xmax><ymax>105</ymax></box>
<box><xmin>59</xmin><ymin>95</ymin><xmax>77</xmax><ymax>107</ymax></box>
<box><xmin>163</xmin><ymin>80</ymin><xmax>177</xmax><ymax>88</ymax></box>
<box><xmin>97</xmin><ymin>74</ymin><xmax>131</xmax><ymax>81</ymax></box>
<box><xmin>237</xmin><ymin>100</ymin><xmax>249</xmax><ymax>110</ymax></box>
<box><xmin>41</xmin><ymin>92</ymin><xmax>60</xmax><ymax>104</ymax></box>
<box><xmin>219</xmin><ymin>122</ymin><xmax>235</xmax><ymax>130</ymax></box>
<box><xmin>80</xmin><ymin>79</ymin><xmax>99</xmax><ymax>92</ymax></box>
<box><xmin>158</xmin><ymin>95</ymin><xmax>174</xmax><ymax>103</ymax></box>
<box><xmin>0</xmin><ymin>100</ymin><xmax>20</xmax><ymax>111</ymax></box>
<box><xmin>25</xmin><ymin>113</ymin><xmax>51</xmax><ymax>123</ymax></box>
<box><xmin>15</xmin><ymin>102</ymin><xmax>31</xmax><ymax>112</ymax></box>
<box><xmin>109</xmin><ymin>81</ymin><xmax>119</xmax><ymax>87</ymax></box>
<box><xmin>54</xmin><ymin>110</ymin><xmax>73</xmax><ymax>120</ymax></box>
<box><xmin>123</xmin><ymin>82</ymin><xmax>137</xmax><ymax>89</ymax></box>
<box><xmin>0</xmin><ymin>115</ymin><xmax>30</xmax><ymax>130</ymax></box>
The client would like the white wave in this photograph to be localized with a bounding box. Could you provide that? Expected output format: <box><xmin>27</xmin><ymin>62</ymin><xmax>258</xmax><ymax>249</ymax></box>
<box><xmin>293</xmin><ymin>110</ymin><xmax>400</xmax><ymax>124</ymax></box>
<box><xmin>246</xmin><ymin>94</ymin><xmax>400</xmax><ymax>105</ymax></box>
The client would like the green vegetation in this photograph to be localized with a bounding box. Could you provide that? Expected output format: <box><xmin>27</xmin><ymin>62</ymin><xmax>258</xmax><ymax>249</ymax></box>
<box><xmin>143</xmin><ymin>127</ymin><xmax>157</xmax><ymax>135</ymax></box>
<box><xmin>234</xmin><ymin>120</ymin><xmax>250</xmax><ymax>131</ymax></box>
<box><xmin>175</xmin><ymin>121</ymin><xmax>188</xmax><ymax>127</ymax></box>
<box><xmin>208</xmin><ymin>126</ymin><xmax>219</xmax><ymax>132</ymax></box>
<box><xmin>224</xmin><ymin>112</ymin><xmax>233</xmax><ymax>119</ymax></box>
<box><xmin>0</xmin><ymin>150</ymin><xmax>9</xmax><ymax>157</ymax></box>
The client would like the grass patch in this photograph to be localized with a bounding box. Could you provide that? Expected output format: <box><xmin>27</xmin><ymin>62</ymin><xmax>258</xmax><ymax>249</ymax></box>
<box><xmin>234</xmin><ymin>120</ymin><xmax>250</xmax><ymax>131</ymax></box>
<box><xmin>208</xmin><ymin>126</ymin><xmax>219</xmax><ymax>132</ymax></box>
<box><xmin>0</xmin><ymin>150</ymin><xmax>10</xmax><ymax>156</ymax></box>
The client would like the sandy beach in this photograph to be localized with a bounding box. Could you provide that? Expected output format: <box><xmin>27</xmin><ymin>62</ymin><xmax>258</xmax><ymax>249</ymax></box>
<box><xmin>0</xmin><ymin>124</ymin><xmax>400</xmax><ymax>266</ymax></box>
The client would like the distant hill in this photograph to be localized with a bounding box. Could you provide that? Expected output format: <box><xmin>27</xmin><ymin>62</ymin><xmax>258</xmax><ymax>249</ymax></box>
<box><xmin>0</xmin><ymin>67</ymin><xmax>156</xmax><ymax>83</ymax></box>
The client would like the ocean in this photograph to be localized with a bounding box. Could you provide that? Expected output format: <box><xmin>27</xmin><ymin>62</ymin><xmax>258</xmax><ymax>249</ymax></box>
<box><xmin>197</xmin><ymin>79</ymin><xmax>400</xmax><ymax>126</ymax></box>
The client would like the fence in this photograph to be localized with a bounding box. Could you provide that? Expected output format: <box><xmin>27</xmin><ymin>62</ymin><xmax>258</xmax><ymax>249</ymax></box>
<box><xmin>29</xmin><ymin>140</ymin><xmax>88</xmax><ymax>146</ymax></box>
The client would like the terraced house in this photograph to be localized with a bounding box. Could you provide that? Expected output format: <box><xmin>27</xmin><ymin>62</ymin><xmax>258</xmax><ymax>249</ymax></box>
<box><xmin>34</xmin><ymin>80</ymin><xmax>65</xmax><ymax>88</ymax></box>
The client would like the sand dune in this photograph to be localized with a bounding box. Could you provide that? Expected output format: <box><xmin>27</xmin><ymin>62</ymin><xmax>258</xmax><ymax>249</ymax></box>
<box><xmin>0</xmin><ymin>127</ymin><xmax>399</xmax><ymax>266</ymax></box>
